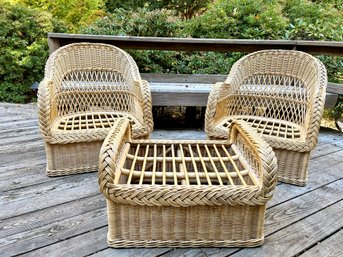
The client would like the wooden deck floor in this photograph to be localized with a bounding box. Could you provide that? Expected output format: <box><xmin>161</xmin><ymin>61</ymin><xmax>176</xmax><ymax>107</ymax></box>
<box><xmin>1</xmin><ymin>102</ymin><xmax>343</xmax><ymax>257</ymax></box>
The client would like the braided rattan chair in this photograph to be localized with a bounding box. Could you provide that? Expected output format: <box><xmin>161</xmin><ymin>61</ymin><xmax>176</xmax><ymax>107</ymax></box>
<box><xmin>38</xmin><ymin>43</ymin><xmax>153</xmax><ymax>176</ymax></box>
<box><xmin>205</xmin><ymin>50</ymin><xmax>327</xmax><ymax>186</ymax></box>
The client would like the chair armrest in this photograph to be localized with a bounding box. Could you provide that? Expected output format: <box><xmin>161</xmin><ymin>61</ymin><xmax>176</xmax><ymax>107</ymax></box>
<box><xmin>305</xmin><ymin>67</ymin><xmax>327</xmax><ymax>149</ymax></box>
<box><xmin>229</xmin><ymin>120</ymin><xmax>278</xmax><ymax>199</ymax></box>
<box><xmin>134</xmin><ymin>79</ymin><xmax>154</xmax><ymax>138</ymax></box>
<box><xmin>98</xmin><ymin>118</ymin><xmax>132</xmax><ymax>198</ymax></box>
<box><xmin>205</xmin><ymin>82</ymin><xmax>226</xmax><ymax>134</ymax></box>
<box><xmin>37</xmin><ymin>79</ymin><xmax>53</xmax><ymax>141</ymax></box>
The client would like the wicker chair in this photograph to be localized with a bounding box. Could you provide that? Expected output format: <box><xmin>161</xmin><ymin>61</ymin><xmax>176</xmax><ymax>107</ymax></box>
<box><xmin>205</xmin><ymin>50</ymin><xmax>327</xmax><ymax>186</ymax></box>
<box><xmin>38</xmin><ymin>43</ymin><xmax>153</xmax><ymax>176</ymax></box>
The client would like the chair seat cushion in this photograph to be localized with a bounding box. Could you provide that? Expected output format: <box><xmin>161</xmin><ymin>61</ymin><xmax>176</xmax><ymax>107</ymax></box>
<box><xmin>50</xmin><ymin>112</ymin><xmax>141</xmax><ymax>143</ymax></box>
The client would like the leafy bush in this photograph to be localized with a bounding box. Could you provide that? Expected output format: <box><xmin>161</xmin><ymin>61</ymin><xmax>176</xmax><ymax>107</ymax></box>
<box><xmin>0</xmin><ymin>2</ymin><xmax>66</xmax><ymax>103</ymax></box>
<box><xmin>81</xmin><ymin>8</ymin><xmax>180</xmax><ymax>37</ymax></box>
<box><xmin>105</xmin><ymin>0</ymin><xmax>211</xmax><ymax>20</ymax></box>
<box><xmin>184</xmin><ymin>0</ymin><xmax>288</xmax><ymax>39</ymax></box>
<box><xmin>284</xmin><ymin>0</ymin><xmax>343</xmax><ymax>41</ymax></box>
<box><xmin>80</xmin><ymin>8</ymin><xmax>243</xmax><ymax>74</ymax></box>
<box><xmin>324</xmin><ymin>95</ymin><xmax>343</xmax><ymax>120</ymax></box>
<box><xmin>281</xmin><ymin>0</ymin><xmax>343</xmax><ymax>87</ymax></box>
<box><xmin>10</xmin><ymin>0</ymin><xmax>106</xmax><ymax>32</ymax></box>
<box><xmin>82</xmin><ymin>1</ymin><xmax>342</xmax><ymax>80</ymax></box>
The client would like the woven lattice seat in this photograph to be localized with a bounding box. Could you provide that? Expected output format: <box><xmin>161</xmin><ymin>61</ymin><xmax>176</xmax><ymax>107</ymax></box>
<box><xmin>50</xmin><ymin>112</ymin><xmax>140</xmax><ymax>143</ymax></box>
<box><xmin>98</xmin><ymin>118</ymin><xmax>277</xmax><ymax>248</ymax></box>
<box><xmin>220</xmin><ymin>116</ymin><xmax>305</xmax><ymax>141</ymax></box>
<box><xmin>205</xmin><ymin>50</ymin><xmax>327</xmax><ymax>186</ymax></box>
<box><xmin>38</xmin><ymin>43</ymin><xmax>153</xmax><ymax>176</ymax></box>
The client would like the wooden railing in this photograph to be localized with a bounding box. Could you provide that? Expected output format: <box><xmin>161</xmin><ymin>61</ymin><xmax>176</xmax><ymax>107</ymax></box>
<box><xmin>48</xmin><ymin>33</ymin><xmax>343</xmax><ymax>108</ymax></box>
<box><xmin>48</xmin><ymin>33</ymin><xmax>343</xmax><ymax>56</ymax></box>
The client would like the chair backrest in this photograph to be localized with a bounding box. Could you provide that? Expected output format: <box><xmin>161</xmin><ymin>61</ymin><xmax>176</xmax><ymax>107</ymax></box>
<box><xmin>45</xmin><ymin>43</ymin><xmax>142</xmax><ymax>118</ymax></box>
<box><xmin>223</xmin><ymin>50</ymin><xmax>326</xmax><ymax>127</ymax></box>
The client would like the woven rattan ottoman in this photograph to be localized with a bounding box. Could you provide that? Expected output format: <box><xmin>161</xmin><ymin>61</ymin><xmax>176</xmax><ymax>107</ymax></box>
<box><xmin>98</xmin><ymin>118</ymin><xmax>277</xmax><ymax>248</ymax></box>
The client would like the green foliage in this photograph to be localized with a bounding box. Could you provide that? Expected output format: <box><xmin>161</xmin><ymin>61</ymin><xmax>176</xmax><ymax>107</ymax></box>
<box><xmin>81</xmin><ymin>8</ymin><xmax>180</xmax><ymax>37</ymax></box>
<box><xmin>80</xmin><ymin>8</ymin><xmax>240</xmax><ymax>74</ymax></box>
<box><xmin>81</xmin><ymin>1</ymin><xmax>343</xmax><ymax>81</ymax></box>
<box><xmin>10</xmin><ymin>0</ymin><xmax>106</xmax><ymax>32</ymax></box>
<box><xmin>185</xmin><ymin>0</ymin><xmax>289</xmax><ymax>39</ymax></box>
<box><xmin>323</xmin><ymin>95</ymin><xmax>343</xmax><ymax>121</ymax></box>
<box><xmin>317</xmin><ymin>56</ymin><xmax>343</xmax><ymax>83</ymax></box>
<box><xmin>128</xmin><ymin>51</ymin><xmax>243</xmax><ymax>74</ymax></box>
<box><xmin>105</xmin><ymin>0</ymin><xmax>146</xmax><ymax>12</ymax></box>
<box><xmin>105</xmin><ymin>0</ymin><xmax>211</xmax><ymax>19</ymax></box>
<box><xmin>284</xmin><ymin>0</ymin><xmax>343</xmax><ymax>41</ymax></box>
<box><xmin>153</xmin><ymin>0</ymin><xmax>211</xmax><ymax>20</ymax></box>
<box><xmin>0</xmin><ymin>2</ymin><xmax>66</xmax><ymax>103</ymax></box>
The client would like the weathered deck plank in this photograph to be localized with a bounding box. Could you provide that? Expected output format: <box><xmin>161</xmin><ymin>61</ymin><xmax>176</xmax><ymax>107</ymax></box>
<box><xmin>0</xmin><ymin>174</ymin><xmax>98</xmax><ymax>219</ymax></box>
<box><xmin>1</xmin><ymin>207</ymin><xmax>107</xmax><ymax>256</ymax></box>
<box><xmin>265</xmin><ymin>179</ymin><xmax>343</xmax><ymax>235</ymax></box>
<box><xmin>0</xmin><ymin>103</ymin><xmax>342</xmax><ymax>257</ymax></box>
<box><xmin>229</xmin><ymin>200</ymin><xmax>343</xmax><ymax>257</ymax></box>
<box><xmin>153</xmin><ymin>166</ymin><xmax>343</xmax><ymax>257</ymax></box>
<box><xmin>0</xmin><ymin>195</ymin><xmax>104</xmax><ymax>238</ymax></box>
<box><xmin>90</xmin><ymin>248</ymin><xmax>172</xmax><ymax>257</ymax></box>
<box><xmin>299</xmin><ymin>229</ymin><xmax>343</xmax><ymax>257</ymax></box>
<box><xmin>21</xmin><ymin>227</ymin><xmax>109</xmax><ymax>257</ymax></box>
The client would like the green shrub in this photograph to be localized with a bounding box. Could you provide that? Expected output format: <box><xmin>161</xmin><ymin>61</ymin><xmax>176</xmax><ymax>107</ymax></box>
<box><xmin>104</xmin><ymin>0</ymin><xmax>211</xmax><ymax>20</ymax></box>
<box><xmin>284</xmin><ymin>0</ymin><xmax>343</xmax><ymax>41</ymax></box>
<box><xmin>184</xmin><ymin>0</ymin><xmax>288</xmax><ymax>39</ymax></box>
<box><xmin>81</xmin><ymin>2</ymin><xmax>343</xmax><ymax>80</ymax></box>
<box><xmin>80</xmin><ymin>8</ymin><xmax>243</xmax><ymax>74</ymax></box>
<box><xmin>0</xmin><ymin>2</ymin><xmax>66</xmax><ymax>103</ymax></box>
<box><xmin>281</xmin><ymin>0</ymin><xmax>343</xmax><ymax>97</ymax></box>
<box><xmin>10</xmin><ymin>0</ymin><xmax>106</xmax><ymax>32</ymax></box>
<box><xmin>324</xmin><ymin>95</ymin><xmax>343</xmax><ymax>120</ymax></box>
<box><xmin>81</xmin><ymin>8</ymin><xmax>182</xmax><ymax>73</ymax></box>
<box><xmin>81</xmin><ymin>8</ymin><xmax>180</xmax><ymax>37</ymax></box>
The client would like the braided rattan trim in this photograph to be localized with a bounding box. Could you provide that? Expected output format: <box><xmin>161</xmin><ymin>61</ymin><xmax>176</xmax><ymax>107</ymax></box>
<box><xmin>104</xmin><ymin>185</ymin><xmax>263</xmax><ymax>207</ymax></box>
<box><xmin>229</xmin><ymin>120</ymin><xmax>277</xmax><ymax>198</ymax></box>
<box><xmin>107</xmin><ymin>237</ymin><xmax>264</xmax><ymax>248</ymax></box>
<box><xmin>99</xmin><ymin>118</ymin><xmax>277</xmax><ymax>207</ymax></box>
<box><xmin>205</xmin><ymin>82</ymin><xmax>225</xmax><ymax>134</ymax></box>
<box><xmin>278</xmin><ymin>176</ymin><xmax>306</xmax><ymax>186</ymax></box>
<box><xmin>305</xmin><ymin>60</ymin><xmax>327</xmax><ymax>144</ymax></box>
<box><xmin>99</xmin><ymin>118</ymin><xmax>131</xmax><ymax>192</ymax></box>
<box><xmin>37</xmin><ymin>79</ymin><xmax>53</xmax><ymax>140</ymax></box>
<box><xmin>46</xmin><ymin>164</ymin><xmax>98</xmax><ymax>176</ymax></box>
<box><xmin>138</xmin><ymin>79</ymin><xmax>154</xmax><ymax>137</ymax></box>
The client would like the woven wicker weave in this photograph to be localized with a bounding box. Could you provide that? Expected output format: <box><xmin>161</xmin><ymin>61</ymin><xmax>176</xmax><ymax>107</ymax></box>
<box><xmin>205</xmin><ymin>50</ymin><xmax>327</xmax><ymax>186</ymax></box>
<box><xmin>98</xmin><ymin>118</ymin><xmax>277</xmax><ymax>248</ymax></box>
<box><xmin>38</xmin><ymin>43</ymin><xmax>153</xmax><ymax>176</ymax></box>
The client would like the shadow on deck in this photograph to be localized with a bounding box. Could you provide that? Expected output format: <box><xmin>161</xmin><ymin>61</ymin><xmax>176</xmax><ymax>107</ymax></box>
<box><xmin>0</xmin><ymin>102</ymin><xmax>342</xmax><ymax>257</ymax></box>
